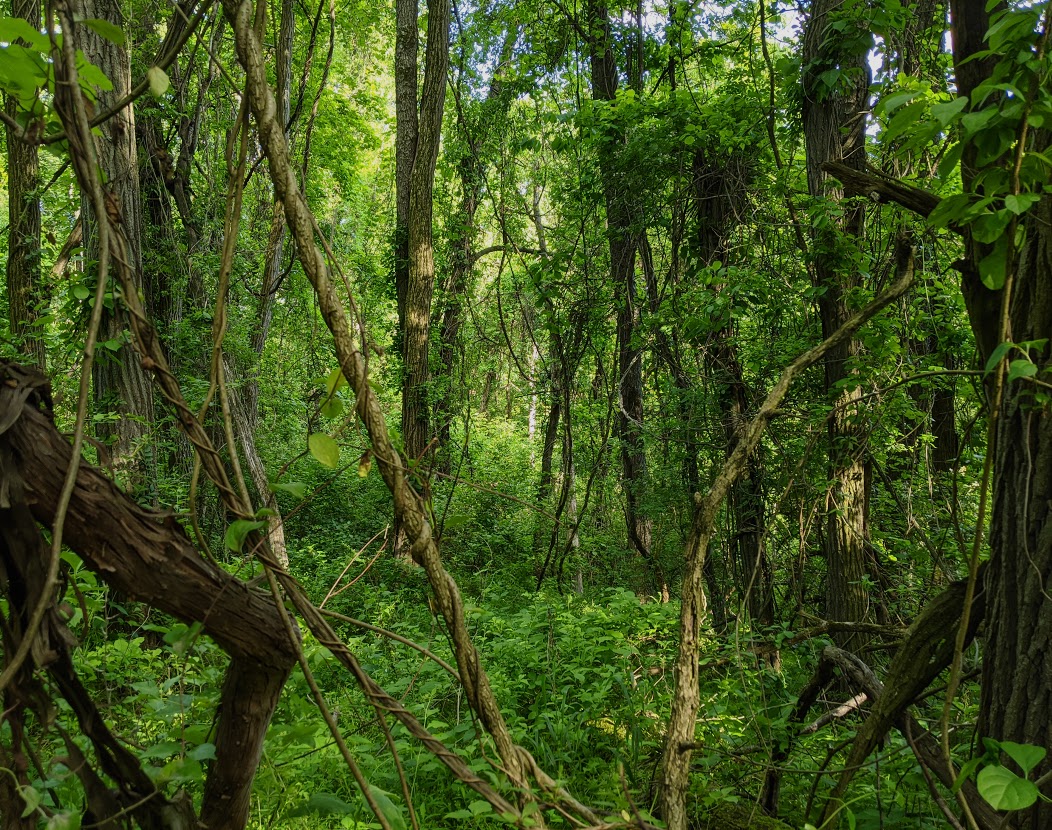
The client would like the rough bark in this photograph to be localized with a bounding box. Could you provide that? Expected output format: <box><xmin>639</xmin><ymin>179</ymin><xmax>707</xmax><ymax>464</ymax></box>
<box><xmin>397</xmin><ymin>0</ymin><xmax>450</xmax><ymax>465</ymax></box>
<box><xmin>943</xmin><ymin>3</ymin><xmax>1052</xmax><ymax>824</ymax></box>
<box><xmin>76</xmin><ymin>0</ymin><xmax>156</xmax><ymax>489</ymax></box>
<box><xmin>586</xmin><ymin>0</ymin><xmax>654</xmax><ymax>580</ymax></box>
<box><xmin>4</xmin><ymin>0</ymin><xmax>45</xmax><ymax>371</ymax></box>
<box><xmin>690</xmin><ymin>149</ymin><xmax>774</xmax><ymax>629</ymax></box>
<box><xmin>0</xmin><ymin>361</ymin><xmax>296</xmax><ymax>830</ymax></box>
<box><xmin>801</xmin><ymin>0</ymin><xmax>874</xmax><ymax>648</ymax></box>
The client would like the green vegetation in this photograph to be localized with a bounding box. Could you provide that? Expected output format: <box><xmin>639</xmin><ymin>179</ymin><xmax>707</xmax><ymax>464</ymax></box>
<box><xmin>0</xmin><ymin>0</ymin><xmax>1050</xmax><ymax>828</ymax></box>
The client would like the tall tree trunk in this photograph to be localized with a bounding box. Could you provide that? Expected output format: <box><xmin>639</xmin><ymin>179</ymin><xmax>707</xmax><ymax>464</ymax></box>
<box><xmin>586</xmin><ymin>0</ymin><xmax>655</xmax><ymax>587</ymax></box>
<box><xmin>801</xmin><ymin>0</ymin><xmax>873</xmax><ymax>646</ymax></box>
<box><xmin>4</xmin><ymin>0</ymin><xmax>45</xmax><ymax>370</ymax></box>
<box><xmin>227</xmin><ymin>0</ymin><xmax>295</xmax><ymax>569</ymax></box>
<box><xmin>948</xmin><ymin>1</ymin><xmax>1052</xmax><ymax>823</ymax></box>
<box><xmin>396</xmin><ymin>0</ymin><xmax>449</xmax><ymax>467</ymax></box>
<box><xmin>78</xmin><ymin>0</ymin><xmax>156</xmax><ymax>492</ymax></box>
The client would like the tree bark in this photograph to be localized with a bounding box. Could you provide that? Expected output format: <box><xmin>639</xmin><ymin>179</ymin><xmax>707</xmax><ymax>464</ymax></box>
<box><xmin>585</xmin><ymin>0</ymin><xmax>655</xmax><ymax>583</ymax></box>
<box><xmin>76</xmin><ymin>0</ymin><xmax>156</xmax><ymax>491</ymax></box>
<box><xmin>4</xmin><ymin>0</ymin><xmax>45</xmax><ymax>371</ymax></box>
<box><xmin>397</xmin><ymin>0</ymin><xmax>449</xmax><ymax>466</ymax></box>
<box><xmin>801</xmin><ymin>0</ymin><xmax>873</xmax><ymax>648</ymax></box>
<box><xmin>947</xmin><ymin>2</ymin><xmax>1052</xmax><ymax>823</ymax></box>
<box><xmin>0</xmin><ymin>361</ymin><xmax>297</xmax><ymax>830</ymax></box>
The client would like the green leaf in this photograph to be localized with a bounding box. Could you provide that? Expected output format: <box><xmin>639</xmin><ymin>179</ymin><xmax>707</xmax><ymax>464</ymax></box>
<box><xmin>1004</xmin><ymin>193</ymin><xmax>1040</xmax><ymax>215</ymax></box>
<box><xmin>368</xmin><ymin>786</ymin><xmax>407</xmax><ymax>830</ymax></box>
<box><xmin>928</xmin><ymin>193</ymin><xmax>972</xmax><ymax>228</ymax></box>
<box><xmin>1007</xmin><ymin>360</ymin><xmax>1038</xmax><ymax>381</ymax></box>
<box><xmin>72</xmin><ymin>284</ymin><xmax>90</xmax><ymax>300</ymax></box>
<box><xmin>468</xmin><ymin>800</ymin><xmax>494</xmax><ymax>815</ymax></box>
<box><xmin>224</xmin><ymin>519</ymin><xmax>267</xmax><ymax>553</ymax></box>
<box><xmin>320</xmin><ymin>395</ymin><xmax>343</xmax><ymax>419</ymax></box>
<box><xmin>45</xmin><ymin>813</ymin><xmax>82</xmax><ymax>830</ymax></box>
<box><xmin>0</xmin><ymin>17</ymin><xmax>49</xmax><ymax>50</ymax></box>
<box><xmin>953</xmin><ymin>756</ymin><xmax>984</xmax><ymax>793</ymax></box>
<box><xmin>977</xmin><ymin>765</ymin><xmax>1039</xmax><ymax>811</ymax></box>
<box><xmin>75</xmin><ymin>51</ymin><xmax>113</xmax><ymax>92</ymax></box>
<box><xmin>188</xmin><ymin>743</ymin><xmax>216</xmax><ymax>761</ymax></box>
<box><xmin>324</xmin><ymin>367</ymin><xmax>346</xmax><ymax>397</ymax></box>
<box><xmin>962</xmin><ymin>107</ymin><xmax>997</xmax><ymax>135</ymax></box>
<box><xmin>971</xmin><ymin>209</ymin><xmax>1012</xmax><ymax>243</ymax></box>
<box><xmin>931</xmin><ymin>96</ymin><xmax>969</xmax><ymax>126</ymax></box>
<box><xmin>984</xmin><ymin>341</ymin><xmax>1013</xmax><ymax>374</ymax></box>
<box><xmin>978</xmin><ymin>238</ymin><xmax>1009</xmax><ymax>290</ymax></box>
<box><xmin>308</xmin><ymin>433</ymin><xmax>340</xmax><ymax>468</ymax></box>
<box><xmin>286</xmin><ymin>793</ymin><xmax>354</xmax><ymax>817</ymax></box>
<box><xmin>443</xmin><ymin>514</ymin><xmax>470</xmax><ymax>530</ymax></box>
<box><xmin>270</xmin><ymin>480</ymin><xmax>307</xmax><ymax>499</ymax></box>
<box><xmin>19</xmin><ymin>784</ymin><xmax>41</xmax><ymax>817</ymax></box>
<box><xmin>147</xmin><ymin>66</ymin><xmax>169</xmax><ymax>96</ymax></box>
<box><xmin>999</xmin><ymin>741</ymin><xmax>1047</xmax><ymax>775</ymax></box>
<box><xmin>878</xmin><ymin>89</ymin><xmax>922</xmax><ymax>115</ymax></box>
<box><xmin>78</xmin><ymin>17</ymin><xmax>125</xmax><ymax>45</ymax></box>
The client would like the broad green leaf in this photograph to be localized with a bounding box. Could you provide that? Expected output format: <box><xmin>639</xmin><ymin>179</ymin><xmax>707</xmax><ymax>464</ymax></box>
<box><xmin>147</xmin><ymin>66</ymin><xmax>169</xmax><ymax>96</ymax></box>
<box><xmin>72</xmin><ymin>284</ymin><xmax>90</xmax><ymax>300</ymax></box>
<box><xmin>163</xmin><ymin>621</ymin><xmax>203</xmax><ymax>655</ymax></box>
<box><xmin>1004</xmin><ymin>193</ymin><xmax>1040</xmax><ymax>215</ymax></box>
<box><xmin>468</xmin><ymin>800</ymin><xmax>494</xmax><ymax>815</ymax></box>
<box><xmin>962</xmin><ymin>107</ymin><xmax>997</xmax><ymax>135</ymax></box>
<box><xmin>324</xmin><ymin>367</ymin><xmax>346</xmax><ymax>397</ymax></box>
<box><xmin>927</xmin><ymin>193</ymin><xmax>972</xmax><ymax>228</ymax></box>
<box><xmin>443</xmin><ymin>514</ymin><xmax>470</xmax><ymax>530</ymax></box>
<box><xmin>977</xmin><ymin>765</ymin><xmax>1039</xmax><ymax>811</ymax></box>
<box><xmin>78</xmin><ymin>17</ymin><xmax>125</xmax><ymax>45</ymax></box>
<box><xmin>224</xmin><ymin>519</ymin><xmax>267</xmax><ymax>553</ymax></box>
<box><xmin>368</xmin><ymin>786</ymin><xmax>407</xmax><ymax>830</ymax></box>
<box><xmin>999</xmin><ymin>741</ymin><xmax>1047</xmax><ymax>775</ymax></box>
<box><xmin>270</xmin><ymin>480</ymin><xmax>307</xmax><ymax>499</ymax></box>
<box><xmin>0</xmin><ymin>17</ymin><xmax>48</xmax><ymax>50</ymax></box>
<box><xmin>1007</xmin><ymin>360</ymin><xmax>1037</xmax><ymax>381</ymax></box>
<box><xmin>984</xmin><ymin>341</ymin><xmax>1013</xmax><ymax>374</ymax></box>
<box><xmin>971</xmin><ymin>209</ymin><xmax>1012</xmax><ymax>243</ymax></box>
<box><xmin>308</xmin><ymin>432</ymin><xmax>340</xmax><ymax>468</ymax></box>
<box><xmin>188</xmin><ymin>743</ymin><xmax>216</xmax><ymax>761</ymax></box>
<box><xmin>320</xmin><ymin>394</ymin><xmax>343</xmax><ymax>419</ymax></box>
<box><xmin>75</xmin><ymin>51</ymin><xmax>113</xmax><ymax>92</ymax></box>
<box><xmin>877</xmin><ymin>89</ymin><xmax>922</xmax><ymax>116</ymax></box>
<box><xmin>20</xmin><ymin>784</ymin><xmax>41</xmax><ymax>817</ymax></box>
<box><xmin>978</xmin><ymin>238</ymin><xmax>1008</xmax><ymax>290</ymax></box>
<box><xmin>931</xmin><ymin>96</ymin><xmax>968</xmax><ymax>126</ymax></box>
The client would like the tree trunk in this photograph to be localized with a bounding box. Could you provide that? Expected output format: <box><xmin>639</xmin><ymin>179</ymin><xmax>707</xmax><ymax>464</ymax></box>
<box><xmin>585</xmin><ymin>0</ymin><xmax>655</xmax><ymax>585</ymax></box>
<box><xmin>77</xmin><ymin>0</ymin><xmax>156</xmax><ymax>492</ymax></box>
<box><xmin>801</xmin><ymin>0</ymin><xmax>873</xmax><ymax>647</ymax></box>
<box><xmin>4</xmin><ymin>0</ymin><xmax>45</xmax><ymax>371</ymax></box>
<box><xmin>227</xmin><ymin>0</ymin><xmax>295</xmax><ymax>569</ymax></box>
<box><xmin>943</xmin><ymin>2</ymin><xmax>1052</xmax><ymax>823</ymax></box>
<box><xmin>398</xmin><ymin>0</ymin><xmax>449</xmax><ymax>466</ymax></box>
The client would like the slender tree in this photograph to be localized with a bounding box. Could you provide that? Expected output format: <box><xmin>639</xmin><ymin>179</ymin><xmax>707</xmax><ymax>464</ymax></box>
<box><xmin>77</xmin><ymin>0</ymin><xmax>156</xmax><ymax>491</ymax></box>
<box><xmin>584</xmin><ymin>0</ymin><xmax>657</xmax><ymax>589</ymax></box>
<box><xmin>395</xmin><ymin>0</ymin><xmax>450</xmax><ymax>466</ymax></box>
<box><xmin>4</xmin><ymin>0</ymin><xmax>44</xmax><ymax>369</ymax></box>
<box><xmin>801</xmin><ymin>0</ymin><xmax>874</xmax><ymax>645</ymax></box>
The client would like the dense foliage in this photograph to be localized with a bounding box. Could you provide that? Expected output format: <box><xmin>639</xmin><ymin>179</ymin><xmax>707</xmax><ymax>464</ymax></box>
<box><xmin>0</xmin><ymin>0</ymin><xmax>1050</xmax><ymax>828</ymax></box>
